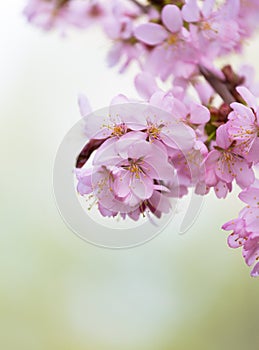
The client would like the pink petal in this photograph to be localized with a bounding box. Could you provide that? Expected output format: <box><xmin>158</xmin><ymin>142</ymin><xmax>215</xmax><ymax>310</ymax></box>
<box><xmin>236</xmin><ymin>86</ymin><xmax>258</xmax><ymax>110</ymax></box>
<box><xmin>171</xmin><ymin>98</ymin><xmax>188</xmax><ymax>119</ymax></box>
<box><xmin>161</xmin><ymin>4</ymin><xmax>183</xmax><ymax>33</ymax></box>
<box><xmin>114</xmin><ymin>170</ymin><xmax>131</xmax><ymax>198</ymax></box>
<box><xmin>134</xmin><ymin>23</ymin><xmax>168</xmax><ymax>45</ymax></box>
<box><xmin>161</xmin><ymin>124</ymin><xmax>195</xmax><ymax>150</ymax></box>
<box><xmin>243</xmin><ymin>235</ymin><xmax>259</xmax><ymax>266</ymax></box>
<box><xmin>214</xmin><ymin>181</ymin><xmax>230</xmax><ymax>199</ymax></box>
<box><xmin>251</xmin><ymin>262</ymin><xmax>259</xmax><ymax>277</ymax></box>
<box><xmin>127</xmin><ymin>139</ymin><xmax>151</xmax><ymax>159</ymax></box>
<box><xmin>98</xmin><ymin>203</ymin><xmax>117</xmax><ymax>218</ymax></box>
<box><xmin>234</xmin><ymin>159</ymin><xmax>255</xmax><ymax>189</ymax></box>
<box><xmin>93</xmin><ymin>138</ymin><xmax>121</xmax><ymax>166</ymax></box>
<box><xmin>193</xmin><ymin>80</ymin><xmax>214</xmax><ymax>105</ymax></box>
<box><xmin>216</xmin><ymin>124</ymin><xmax>231</xmax><ymax>150</ymax></box>
<box><xmin>130</xmin><ymin>172</ymin><xmax>153</xmax><ymax>200</ymax></box>
<box><xmin>246</xmin><ymin>138</ymin><xmax>259</xmax><ymax>163</ymax></box>
<box><xmin>148</xmin><ymin>191</ymin><xmax>171</xmax><ymax>214</ymax></box>
<box><xmin>110</xmin><ymin>94</ymin><xmax>129</xmax><ymax>105</ymax></box>
<box><xmin>78</xmin><ymin>93</ymin><xmax>91</xmax><ymax>117</ymax></box>
<box><xmin>202</xmin><ymin>0</ymin><xmax>214</xmax><ymax>17</ymax></box>
<box><xmin>244</xmin><ymin>208</ymin><xmax>259</xmax><ymax>232</ymax></box>
<box><xmin>239</xmin><ymin>187</ymin><xmax>259</xmax><ymax>206</ymax></box>
<box><xmin>135</xmin><ymin>72</ymin><xmax>159</xmax><ymax>100</ymax></box>
<box><xmin>189</xmin><ymin>103</ymin><xmax>210</xmax><ymax>124</ymax></box>
<box><xmin>229</xmin><ymin>102</ymin><xmax>255</xmax><ymax>124</ymax></box>
<box><xmin>116</xmin><ymin>133</ymin><xmax>147</xmax><ymax>159</ymax></box>
<box><xmin>182</xmin><ymin>0</ymin><xmax>200</xmax><ymax>22</ymax></box>
<box><xmin>227</xmin><ymin>232</ymin><xmax>245</xmax><ymax>249</ymax></box>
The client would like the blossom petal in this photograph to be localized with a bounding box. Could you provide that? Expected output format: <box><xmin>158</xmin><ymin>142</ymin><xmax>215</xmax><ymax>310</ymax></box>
<box><xmin>130</xmin><ymin>172</ymin><xmax>153</xmax><ymax>200</ymax></box>
<box><xmin>116</xmin><ymin>133</ymin><xmax>147</xmax><ymax>159</ymax></box>
<box><xmin>189</xmin><ymin>103</ymin><xmax>210</xmax><ymax>124</ymax></box>
<box><xmin>182</xmin><ymin>0</ymin><xmax>200</xmax><ymax>22</ymax></box>
<box><xmin>216</xmin><ymin>124</ymin><xmax>231</xmax><ymax>150</ymax></box>
<box><xmin>239</xmin><ymin>186</ymin><xmax>259</xmax><ymax>206</ymax></box>
<box><xmin>78</xmin><ymin>93</ymin><xmax>91</xmax><ymax>117</ymax></box>
<box><xmin>148</xmin><ymin>191</ymin><xmax>171</xmax><ymax>214</ymax></box>
<box><xmin>114</xmin><ymin>170</ymin><xmax>131</xmax><ymax>198</ymax></box>
<box><xmin>161</xmin><ymin>4</ymin><xmax>183</xmax><ymax>33</ymax></box>
<box><xmin>134</xmin><ymin>23</ymin><xmax>168</xmax><ymax>45</ymax></box>
<box><xmin>202</xmin><ymin>0</ymin><xmax>214</xmax><ymax>17</ymax></box>
<box><xmin>135</xmin><ymin>72</ymin><xmax>159</xmax><ymax>100</ymax></box>
<box><xmin>229</xmin><ymin>102</ymin><xmax>255</xmax><ymax>124</ymax></box>
<box><xmin>93</xmin><ymin>138</ymin><xmax>121</xmax><ymax>166</ymax></box>
<box><xmin>251</xmin><ymin>262</ymin><xmax>259</xmax><ymax>277</ymax></box>
<box><xmin>236</xmin><ymin>86</ymin><xmax>258</xmax><ymax>110</ymax></box>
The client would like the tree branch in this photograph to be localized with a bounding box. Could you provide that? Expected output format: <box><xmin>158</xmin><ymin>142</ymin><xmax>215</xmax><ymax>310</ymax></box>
<box><xmin>199</xmin><ymin>65</ymin><xmax>236</xmax><ymax>105</ymax></box>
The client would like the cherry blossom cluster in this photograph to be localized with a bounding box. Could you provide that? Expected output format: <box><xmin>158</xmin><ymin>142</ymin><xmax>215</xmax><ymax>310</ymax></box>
<box><xmin>75</xmin><ymin>94</ymin><xmax>208</xmax><ymax>220</ymax></box>
<box><xmin>24</xmin><ymin>0</ymin><xmax>259</xmax><ymax>276</ymax></box>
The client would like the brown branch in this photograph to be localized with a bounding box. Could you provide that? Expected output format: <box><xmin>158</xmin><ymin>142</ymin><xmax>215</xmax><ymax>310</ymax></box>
<box><xmin>199</xmin><ymin>65</ymin><xmax>236</xmax><ymax>105</ymax></box>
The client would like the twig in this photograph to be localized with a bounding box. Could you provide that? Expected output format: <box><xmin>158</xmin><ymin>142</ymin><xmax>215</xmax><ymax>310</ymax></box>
<box><xmin>199</xmin><ymin>65</ymin><xmax>236</xmax><ymax>105</ymax></box>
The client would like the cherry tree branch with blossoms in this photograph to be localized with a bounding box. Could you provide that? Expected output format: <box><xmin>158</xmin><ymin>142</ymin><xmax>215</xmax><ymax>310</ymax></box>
<box><xmin>24</xmin><ymin>0</ymin><xmax>259</xmax><ymax>276</ymax></box>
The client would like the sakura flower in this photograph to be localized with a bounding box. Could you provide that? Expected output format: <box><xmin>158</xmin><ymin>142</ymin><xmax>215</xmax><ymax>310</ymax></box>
<box><xmin>182</xmin><ymin>0</ymin><xmax>241</xmax><ymax>57</ymax></box>
<box><xmin>227</xmin><ymin>86</ymin><xmax>259</xmax><ymax>162</ymax></box>
<box><xmin>134</xmin><ymin>4</ymin><xmax>184</xmax><ymax>46</ymax></box>
<box><xmin>76</xmin><ymin>131</ymin><xmax>177</xmax><ymax>220</ymax></box>
<box><xmin>78</xmin><ymin>94</ymin><xmax>135</xmax><ymax>140</ymax></box>
<box><xmin>134</xmin><ymin>4</ymin><xmax>196</xmax><ymax>80</ymax></box>
<box><xmin>205</xmin><ymin>124</ymin><xmax>255</xmax><ymax>197</ymax></box>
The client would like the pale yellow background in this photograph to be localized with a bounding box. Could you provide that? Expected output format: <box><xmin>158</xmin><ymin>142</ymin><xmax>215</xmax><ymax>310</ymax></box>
<box><xmin>1</xmin><ymin>1</ymin><xmax>259</xmax><ymax>349</ymax></box>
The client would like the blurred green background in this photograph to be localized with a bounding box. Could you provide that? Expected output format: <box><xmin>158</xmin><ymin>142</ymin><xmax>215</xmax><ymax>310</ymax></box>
<box><xmin>1</xmin><ymin>2</ymin><xmax>258</xmax><ymax>349</ymax></box>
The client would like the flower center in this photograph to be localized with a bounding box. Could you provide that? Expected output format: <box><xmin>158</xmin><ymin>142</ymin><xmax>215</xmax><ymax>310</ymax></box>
<box><xmin>147</xmin><ymin>124</ymin><xmax>161</xmax><ymax>139</ymax></box>
<box><xmin>201</xmin><ymin>21</ymin><xmax>212</xmax><ymax>31</ymax></box>
<box><xmin>167</xmin><ymin>34</ymin><xmax>178</xmax><ymax>46</ymax></box>
<box><xmin>111</xmin><ymin>123</ymin><xmax>127</xmax><ymax>137</ymax></box>
<box><xmin>126</xmin><ymin>159</ymin><xmax>144</xmax><ymax>179</ymax></box>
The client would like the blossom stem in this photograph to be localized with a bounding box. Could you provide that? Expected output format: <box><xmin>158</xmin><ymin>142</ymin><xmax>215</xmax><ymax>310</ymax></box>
<box><xmin>199</xmin><ymin>65</ymin><xmax>236</xmax><ymax>105</ymax></box>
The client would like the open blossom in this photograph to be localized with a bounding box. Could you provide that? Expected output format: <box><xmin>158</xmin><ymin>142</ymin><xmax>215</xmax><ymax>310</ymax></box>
<box><xmin>134</xmin><ymin>4</ymin><xmax>196</xmax><ymax>80</ymax></box>
<box><xmin>222</xmin><ymin>180</ymin><xmax>259</xmax><ymax>277</ymax></box>
<box><xmin>204</xmin><ymin>124</ymin><xmax>255</xmax><ymax>198</ymax></box>
<box><xmin>226</xmin><ymin>86</ymin><xmax>259</xmax><ymax>163</ymax></box>
<box><xmin>133</xmin><ymin>1</ymin><xmax>244</xmax><ymax>80</ymax></box>
<box><xmin>183</xmin><ymin>0</ymin><xmax>240</xmax><ymax>56</ymax></box>
<box><xmin>76</xmin><ymin>131</ymin><xmax>177</xmax><ymax>220</ymax></box>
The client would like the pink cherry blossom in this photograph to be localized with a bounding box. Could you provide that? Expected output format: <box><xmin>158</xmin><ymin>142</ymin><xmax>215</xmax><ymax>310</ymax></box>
<box><xmin>76</xmin><ymin>131</ymin><xmax>178</xmax><ymax>220</ymax></box>
<box><xmin>227</xmin><ymin>86</ymin><xmax>259</xmax><ymax>162</ymax></box>
<box><xmin>205</xmin><ymin>124</ymin><xmax>255</xmax><ymax>196</ymax></box>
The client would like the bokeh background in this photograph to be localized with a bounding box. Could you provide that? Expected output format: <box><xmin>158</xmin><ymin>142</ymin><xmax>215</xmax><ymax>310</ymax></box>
<box><xmin>1</xmin><ymin>1</ymin><xmax>259</xmax><ymax>349</ymax></box>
